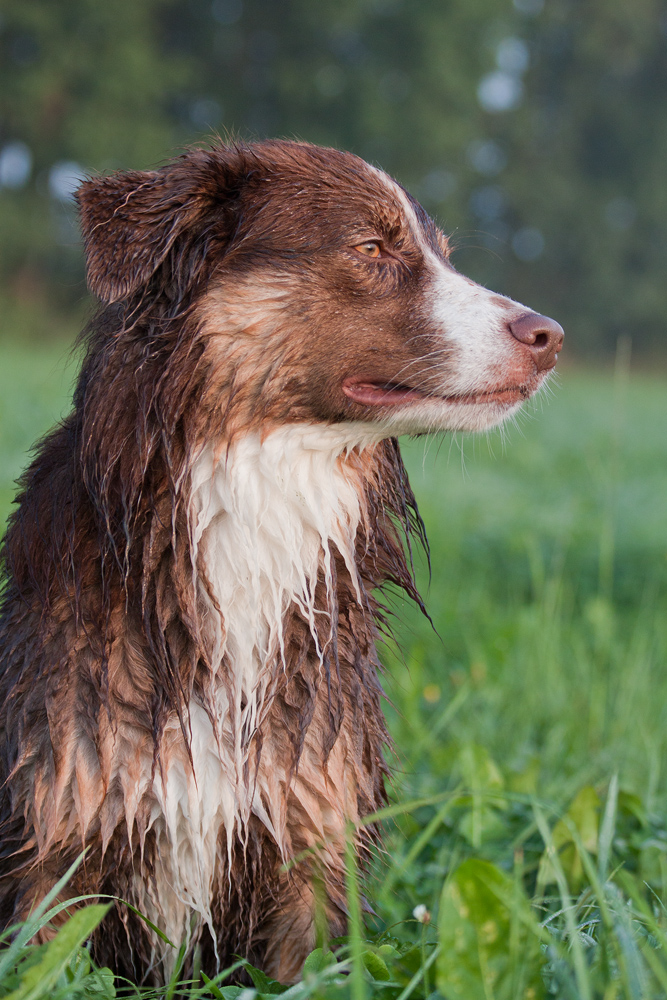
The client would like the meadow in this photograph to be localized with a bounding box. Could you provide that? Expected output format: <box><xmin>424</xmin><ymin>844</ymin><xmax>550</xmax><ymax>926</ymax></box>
<box><xmin>0</xmin><ymin>336</ymin><xmax>666</xmax><ymax>998</ymax></box>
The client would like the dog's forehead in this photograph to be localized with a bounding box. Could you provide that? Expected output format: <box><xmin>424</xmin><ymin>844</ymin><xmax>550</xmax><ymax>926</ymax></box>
<box><xmin>240</xmin><ymin>143</ymin><xmax>411</xmax><ymax>232</ymax></box>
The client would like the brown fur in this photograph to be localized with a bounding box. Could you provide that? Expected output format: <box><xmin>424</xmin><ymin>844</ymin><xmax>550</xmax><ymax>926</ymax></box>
<box><xmin>0</xmin><ymin>141</ymin><xmax>431</xmax><ymax>982</ymax></box>
<box><xmin>0</xmin><ymin>138</ymin><xmax>561</xmax><ymax>983</ymax></box>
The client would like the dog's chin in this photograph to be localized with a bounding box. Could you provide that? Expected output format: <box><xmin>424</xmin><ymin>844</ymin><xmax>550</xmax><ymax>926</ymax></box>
<box><xmin>342</xmin><ymin>373</ymin><xmax>548</xmax><ymax>435</ymax></box>
<box><xmin>382</xmin><ymin>396</ymin><xmax>526</xmax><ymax>435</ymax></box>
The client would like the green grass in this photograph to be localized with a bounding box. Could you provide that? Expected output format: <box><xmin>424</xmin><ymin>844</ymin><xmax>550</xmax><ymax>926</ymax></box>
<box><xmin>1</xmin><ymin>338</ymin><xmax>666</xmax><ymax>998</ymax></box>
<box><xmin>388</xmin><ymin>363</ymin><xmax>667</xmax><ymax>802</ymax></box>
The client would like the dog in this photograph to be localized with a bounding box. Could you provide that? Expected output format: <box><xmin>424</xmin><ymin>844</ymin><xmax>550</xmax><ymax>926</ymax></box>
<box><xmin>0</xmin><ymin>140</ymin><xmax>562</xmax><ymax>983</ymax></box>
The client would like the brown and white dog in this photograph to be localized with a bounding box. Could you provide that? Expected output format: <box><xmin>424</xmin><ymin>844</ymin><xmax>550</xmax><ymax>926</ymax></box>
<box><xmin>0</xmin><ymin>140</ymin><xmax>562</xmax><ymax>983</ymax></box>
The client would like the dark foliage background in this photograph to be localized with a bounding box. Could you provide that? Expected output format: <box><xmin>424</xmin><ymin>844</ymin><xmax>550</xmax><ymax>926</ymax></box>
<box><xmin>1</xmin><ymin>0</ymin><xmax>667</xmax><ymax>357</ymax></box>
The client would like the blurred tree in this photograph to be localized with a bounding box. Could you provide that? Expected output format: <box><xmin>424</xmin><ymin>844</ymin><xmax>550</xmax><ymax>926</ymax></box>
<box><xmin>1</xmin><ymin>0</ymin><xmax>666</xmax><ymax>355</ymax></box>
<box><xmin>483</xmin><ymin>0</ymin><xmax>667</xmax><ymax>355</ymax></box>
<box><xmin>0</xmin><ymin>0</ymin><xmax>187</xmax><ymax>317</ymax></box>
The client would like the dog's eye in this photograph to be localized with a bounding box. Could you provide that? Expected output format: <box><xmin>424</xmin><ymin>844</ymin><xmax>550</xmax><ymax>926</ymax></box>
<box><xmin>353</xmin><ymin>241</ymin><xmax>382</xmax><ymax>259</ymax></box>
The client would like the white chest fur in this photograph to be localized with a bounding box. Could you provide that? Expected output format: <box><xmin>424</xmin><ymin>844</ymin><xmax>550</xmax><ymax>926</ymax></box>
<box><xmin>189</xmin><ymin>424</ymin><xmax>374</xmax><ymax>749</ymax></box>
<box><xmin>138</xmin><ymin>423</ymin><xmax>381</xmax><ymax>961</ymax></box>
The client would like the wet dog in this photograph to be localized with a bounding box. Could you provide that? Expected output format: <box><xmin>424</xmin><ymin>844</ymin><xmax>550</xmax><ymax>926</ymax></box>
<box><xmin>0</xmin><ymin>140</ymin><xmax>562</xmax><ymax>982</ymax></box>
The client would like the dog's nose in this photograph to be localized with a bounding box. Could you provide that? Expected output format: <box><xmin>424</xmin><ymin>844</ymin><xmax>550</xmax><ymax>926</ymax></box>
<box><xmin>508</xmin><ymin>312</ymin><xmax>564</xmax><ymax>371</ymax></box>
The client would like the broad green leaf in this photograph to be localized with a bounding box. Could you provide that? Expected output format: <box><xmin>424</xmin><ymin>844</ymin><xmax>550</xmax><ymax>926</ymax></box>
<box><xmin>538</xmin><ymin>786</ymin><xmax>600</xmax><ymax>888</ymax></box>
<box><xmin>81</xmin><ymin>966</ymin><xmax>116</xmax><ymax>997</ymax></box>
<box><xmin>377</xmin><ymin>943</ymin><xmax>400</xmax><ymax>960</ymax></box>
<box><xmin>438</xmin><ymin>859</ymin><xmax>545</xmax><ymax>1000</ymax></box>
<box><xmin>362</xmin><ymin>950</ymin><xmax>391</xmax><ymax>981</ymax></box>
<box><xmin>302</xmin><ymin>948</ymin><xmax>336</xmax><ymax>977</ymax></box>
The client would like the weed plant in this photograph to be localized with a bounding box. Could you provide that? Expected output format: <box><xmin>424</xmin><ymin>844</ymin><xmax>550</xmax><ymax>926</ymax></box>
<box><xmin>0</xmin><ymin>341</ymin><xmax>666</xmax><ymax>998</ymax></box>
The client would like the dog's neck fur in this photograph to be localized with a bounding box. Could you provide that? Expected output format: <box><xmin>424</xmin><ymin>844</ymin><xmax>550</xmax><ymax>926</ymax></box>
<box><xmin>189</xmin><ymin>422</ymin><xmax>383</xmax><ymax>758</ymax></box>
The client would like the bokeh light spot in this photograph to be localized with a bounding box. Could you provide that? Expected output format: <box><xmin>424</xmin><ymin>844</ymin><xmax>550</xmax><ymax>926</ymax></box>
<box><xmin>0</xmin><ymin>142</ymin><xmax>33</xmax><ymax>190</ymax></box>
<box><xmin>477</xmin><ymin>71</ymin><xmax>523</xmax><ymax>113</ymax></box>
<box><xmin>512</xmin><ymin>226</ymin><xmax>545</xmax><ymax>261</ymax></box>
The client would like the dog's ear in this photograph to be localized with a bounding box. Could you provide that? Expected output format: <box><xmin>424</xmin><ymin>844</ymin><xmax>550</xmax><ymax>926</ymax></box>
<box><xmin>76</xmin><ymin>149</ymin><xmax>247</xmax><ymax>304</ymax></box>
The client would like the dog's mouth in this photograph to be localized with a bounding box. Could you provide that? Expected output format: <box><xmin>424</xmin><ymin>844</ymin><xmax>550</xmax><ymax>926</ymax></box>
<box><xmin>342</xmin><ymin>378</ymin><xmax>535</xmax><ymax>408</ymax></box>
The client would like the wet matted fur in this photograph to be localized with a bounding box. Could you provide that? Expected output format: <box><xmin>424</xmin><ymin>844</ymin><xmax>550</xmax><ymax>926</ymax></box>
<box><xmin>0</xmin><ymin>140</ymin><xmax>562</xmax><ymax>983</ymax></box>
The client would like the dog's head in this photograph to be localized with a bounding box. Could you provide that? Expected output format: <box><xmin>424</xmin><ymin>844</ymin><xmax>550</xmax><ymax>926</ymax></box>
<box><xmin>77</xmin><ymin>140</ymin><xmax>562</xmax><ymax>440</ymax></box>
